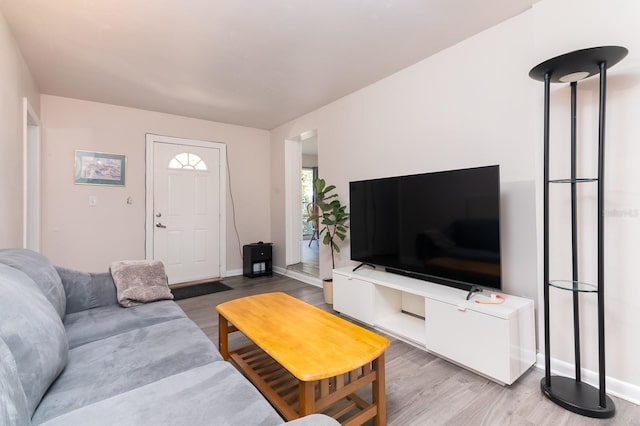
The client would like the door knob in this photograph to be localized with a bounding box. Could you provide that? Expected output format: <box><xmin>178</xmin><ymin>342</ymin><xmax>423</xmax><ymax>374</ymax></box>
<box><xmin>155</xmin><ymin>212</ymin><xmax>162</xmax><ymax>217</ymax></box>
<box><xmin>155</xmin><ymin>222</ymin><xmax>167</xmax><ymax>228</ymax></box>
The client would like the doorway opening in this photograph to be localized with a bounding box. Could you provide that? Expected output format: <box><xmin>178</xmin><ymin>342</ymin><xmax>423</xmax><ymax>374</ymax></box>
<box><xmin>285</xmin><ymin>130</ymin><xmax>319</xmax><ymax>278</ymax></box>
<box><xmin>299</xmin><ymin>166</ymin><xmax>319</xmax><ymax>276</ymax></box>
<box><xmin>23</xmin><ymin>98</ymin><xmax>41</xmax><ymax>251</ymax></box>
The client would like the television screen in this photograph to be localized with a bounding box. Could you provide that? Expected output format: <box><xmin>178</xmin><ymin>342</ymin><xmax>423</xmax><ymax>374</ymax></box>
<box><xmin>349</xmin><ymin>165</ymin><xmax>501</xmax><ymax>291</ymax></box>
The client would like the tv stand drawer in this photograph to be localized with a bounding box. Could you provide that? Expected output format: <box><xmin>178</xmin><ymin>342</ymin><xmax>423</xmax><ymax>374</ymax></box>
<box><xmin>425</xmin><ymin>298</ymin><xmax>510</xmax><ymax>383</ymax></box>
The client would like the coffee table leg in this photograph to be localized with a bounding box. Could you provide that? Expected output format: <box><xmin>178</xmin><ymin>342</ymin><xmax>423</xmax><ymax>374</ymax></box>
<box><xmin>373</xmin><ymin>353</ymin><xmax>386</xmax><ymax>426</ymax></box>
<box><xmin>218</xmin><ymin>313</ymin><xmax>229</xmax><ymax>360</ymax></box>
<box><xmin>299</xmin><ymin>381</ymin><xmax>316</xmax><ymax>417</ymax></box>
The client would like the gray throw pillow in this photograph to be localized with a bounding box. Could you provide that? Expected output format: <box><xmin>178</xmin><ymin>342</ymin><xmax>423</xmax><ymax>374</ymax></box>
<box><xmin>110</xmin><ymin>260</ymin><xmax>173</xmax><ymax>307</ymax></box>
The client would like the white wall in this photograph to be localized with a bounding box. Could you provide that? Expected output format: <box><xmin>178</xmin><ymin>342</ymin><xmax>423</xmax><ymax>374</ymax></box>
<box><xmin>271</xmin><ymin>0</ymin><xmax>640</xmax><ymax>401</ymax></box>
<box><xmin>272</xmin><ymin>11</ymin><xmax>538</xmax><ymax>297</ymax></box>
<box><xmin>0</xmin><ymin>10</ymin><xmax>40</xmax><ymax>247</ymax></box>
<box><xmin>41</xmin><ymin>95</ymin><xmax>271</xmax><ymax>273</ymax></box>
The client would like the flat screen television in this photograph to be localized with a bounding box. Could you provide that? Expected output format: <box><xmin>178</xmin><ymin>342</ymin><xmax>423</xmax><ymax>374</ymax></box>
<box><xmin>349</xmin><ymin>165</ymin><xmax>501</xmax><ymax>292</ymax></box>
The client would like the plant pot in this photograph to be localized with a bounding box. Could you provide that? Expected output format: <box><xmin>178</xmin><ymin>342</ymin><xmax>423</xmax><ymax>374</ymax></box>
<box><xmin>322</xmin><ymin>278</ymin><xmax>333</xmax><ymax>305</ymax></box>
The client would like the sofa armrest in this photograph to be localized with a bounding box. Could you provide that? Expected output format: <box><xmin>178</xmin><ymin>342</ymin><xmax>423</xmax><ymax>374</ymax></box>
<box><xmin>56</xmin><ymin>266</ymin><xmax>118</xmax><ymax>315</ymax></box>
<box><xmin>284</xmin><ymin>414</ymin><xmax>340</xmax><ymax>425</ymax></box>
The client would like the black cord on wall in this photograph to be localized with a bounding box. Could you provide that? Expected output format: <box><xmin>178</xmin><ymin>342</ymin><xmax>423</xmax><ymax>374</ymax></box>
<box><xmin>225</xmin><ymin>147</ymin><xmax>243</xmax><ymax>260</ymax></box>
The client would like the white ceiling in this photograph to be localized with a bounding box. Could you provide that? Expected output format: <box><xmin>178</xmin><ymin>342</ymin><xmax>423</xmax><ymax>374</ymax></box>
<box><xmin>0</xmin><ymin>0</ymin><xmax>537</xmax><ymax>130</ymax></box>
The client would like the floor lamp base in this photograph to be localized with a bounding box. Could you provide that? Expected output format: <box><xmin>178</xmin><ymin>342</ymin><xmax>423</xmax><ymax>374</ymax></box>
<box><xmin>541</xmin><ymin>376</ymin><xmax>615</xmax><ymax>418</ymax></box>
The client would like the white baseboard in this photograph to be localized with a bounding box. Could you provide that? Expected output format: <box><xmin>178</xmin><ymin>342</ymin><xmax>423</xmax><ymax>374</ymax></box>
<box><xmin>273</xmin><ymin>266</ymin><xmax>322</xmax><ymax>288</ymax></box>
<box><xmin>536</xmin><ymin>353</ymin><xmax>640</xmax><ymax>406</ymax></box>
<box><xmin>224</xmin><ymin>268</ymin><xmax>242</xmax><ymax>277</ymax></box>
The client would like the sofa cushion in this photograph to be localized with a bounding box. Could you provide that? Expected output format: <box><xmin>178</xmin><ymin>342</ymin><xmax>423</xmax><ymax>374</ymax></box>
<box><xmin>0</xmin><ymin>249</ymin><xmax>66</xmax><ymax>319</ymax></box>
<box><xmin>0</xmin><ymin>264</ymin><xmax>68</xmax><ymax>418</ymax></box>
<box><xmin>63</xmin><ymin>300</ymin><xmax>187</xmax><ymax>348</ymax></box>
<box><xmin>0</xmin><ymin>338</ymin><xmax>31</xmax><ymax>426</ymax></box>
<box><xmin>32</xmin><ymin>317</ymin><xmax>221</xmax><ymax>424</ymax></box>
<box><xmin>37</xmin><ymin>362</ymin><xmax>284</xmax><ymax>426</ymax></box>
<box><xmin>55</xmin><ymin>267</ymin><xmax>117</xmax><ymax>315</ymax></box>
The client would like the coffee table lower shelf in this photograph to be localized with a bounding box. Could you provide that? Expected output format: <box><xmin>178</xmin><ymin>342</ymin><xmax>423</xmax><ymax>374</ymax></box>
<box><xmin>229</xmin><ymin>344</ymin><xmax>382</xmax><ymax>425</ymax></box>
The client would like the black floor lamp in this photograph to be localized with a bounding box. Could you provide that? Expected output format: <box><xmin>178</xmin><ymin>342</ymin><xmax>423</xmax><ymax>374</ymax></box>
<box><xmin>529</xmin><ymin>46</ymin><xmax>627</xmax><ymax>418</ymax></box>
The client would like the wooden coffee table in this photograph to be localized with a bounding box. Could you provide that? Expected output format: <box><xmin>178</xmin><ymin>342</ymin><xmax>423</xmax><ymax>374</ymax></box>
<box><xmin>216</xmin><ymin>292</ymin><xmax>389</xmax><ymax>425</ymax></box>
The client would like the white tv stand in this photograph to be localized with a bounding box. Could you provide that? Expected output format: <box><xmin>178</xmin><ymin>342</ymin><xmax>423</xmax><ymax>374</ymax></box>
<box><xmin>332</xmin><ymin>267</ymin><xmax>536</xmax><ymax>385</ymax></box>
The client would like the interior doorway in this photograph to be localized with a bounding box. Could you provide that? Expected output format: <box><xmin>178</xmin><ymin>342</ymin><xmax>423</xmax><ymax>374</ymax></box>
<box><xmin>23</xmin><ymin>98</ymin><xmax>41</xmax><ymax>251</ymax></box>
<box><xmin>286</xmin><ymin>130</ymin><xmax>319</xmax><ymax>278</ymax></box>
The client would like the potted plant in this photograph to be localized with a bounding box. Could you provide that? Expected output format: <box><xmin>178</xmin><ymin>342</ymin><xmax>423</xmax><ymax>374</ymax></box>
<box><xmin>307</xmin><ymin>178</ymin><xmax>349</xmax><ymax>304</ymax></box>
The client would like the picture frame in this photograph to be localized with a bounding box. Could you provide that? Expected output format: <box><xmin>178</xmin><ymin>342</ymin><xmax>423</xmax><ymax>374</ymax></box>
<box><xmin>74</xmin><ymin>150</ymin><xmax>126</xmax><ymax>186</ymax></box>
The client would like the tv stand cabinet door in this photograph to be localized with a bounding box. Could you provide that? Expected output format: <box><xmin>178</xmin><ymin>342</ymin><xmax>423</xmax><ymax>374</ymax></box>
<box><xmin>424</xmin><ymin>298</ymin><xmax>511</xmax><ymax>384</ymax></box>
<box><xmin>333</xmin><ymin>273</ymin><xmax>375</xmax><ymax>325</ymax></box>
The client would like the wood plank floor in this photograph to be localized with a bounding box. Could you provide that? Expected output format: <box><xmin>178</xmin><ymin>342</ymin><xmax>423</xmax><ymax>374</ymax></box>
<box><xmin>177</xmin><ymin>273</ymin><xmax>640</xmax><ymax>426</ymax></box>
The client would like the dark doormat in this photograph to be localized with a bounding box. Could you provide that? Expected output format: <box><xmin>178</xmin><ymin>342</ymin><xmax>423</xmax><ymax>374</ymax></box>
<box><xmin>171</xmin><ymin>282</ymin><xmax>232</xmax><ymax>300</ymax></box>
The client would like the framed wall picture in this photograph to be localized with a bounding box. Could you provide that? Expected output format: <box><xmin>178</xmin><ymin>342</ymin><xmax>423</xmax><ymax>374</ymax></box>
<box><xmin>74</xmin><ymin>150</ymin><xmax>126</xmax><ymax>186</ymax></box>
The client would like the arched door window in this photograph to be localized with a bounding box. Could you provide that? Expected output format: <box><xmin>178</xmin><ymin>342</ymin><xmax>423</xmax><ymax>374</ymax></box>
<box><xmin>168</xmin><ymin>153</ymin><xmax>207</xmax><ymax>170</ymax></box>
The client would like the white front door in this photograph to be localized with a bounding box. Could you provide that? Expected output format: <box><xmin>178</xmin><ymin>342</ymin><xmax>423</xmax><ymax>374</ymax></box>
<box><xmin>146</xmin><ymin>135</ymin><xmax>226</xmax><ymax>285</ymax></box>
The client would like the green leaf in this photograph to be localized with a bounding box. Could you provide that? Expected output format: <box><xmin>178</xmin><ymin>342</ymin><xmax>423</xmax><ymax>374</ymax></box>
<box><xmin>314</xmin><ymin>178</ymin><xmax>326</xmax><ymax>191</ymax></box>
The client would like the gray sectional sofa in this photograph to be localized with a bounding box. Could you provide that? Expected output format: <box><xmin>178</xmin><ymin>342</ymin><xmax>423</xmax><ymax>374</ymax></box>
<box><xmin>0</xmin><ymin>249</ymin><xmax>338</xmax><ymax>426</ymax></box>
